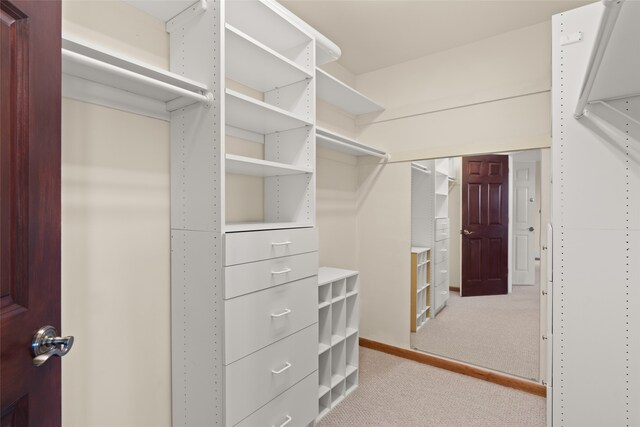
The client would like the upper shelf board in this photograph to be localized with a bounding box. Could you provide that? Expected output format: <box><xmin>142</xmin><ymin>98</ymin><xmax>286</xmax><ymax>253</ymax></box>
<box><xmin>225</xmin><ymin>89</ymin><xmax>312</xmax><ymax>135</ymax></box>
<box><xmin>316</xmin><ymin>69</ymin><xmax>384</xmax><ymax>116</ymax></box>
<box><xmin>318</xmin><ymin>267</ymin><xmax>359</xmax><ymax>286</ymax></box>
<box><xmin>316</xmin><ymin>127</ymin><xmax>388</xmax><ymax>159</ymax></box>
<box><xmin>225</xmin><ymin>24</ymin><xmax>312</xmax><ymax>92</ymax></box>
<box><xmin>225</xmin><ymin>154</ymin><xmax>312</xmax><ymax>177</ymax></box>
<box><xmin>226</xmin><ymin>0</ymin><xmax>313</xmax><ymax>54</ymax></box>
<box><xmin>587</xmin><ymin>0</ymin><xmax>640</xmax><ymax>103</ymax></box>
<box><xmin>62</xmin><ymin>37</ymin><xmax>209</xmax><ymax>109</ymax></box>
<box><xmin>125</xmin><ymin>0</ymin><xmax>201</xmax><ymax>22</ymax></box>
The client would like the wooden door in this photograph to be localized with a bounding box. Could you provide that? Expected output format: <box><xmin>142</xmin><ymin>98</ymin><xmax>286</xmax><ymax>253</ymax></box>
<box><xmin>461</xmin><ymin>155</ymin><xmax>509</xmax><ymax>296</ymax></box>
<box><xmin>1</xmin><ymin>0</ymin><xmax>62</xmax><ymax>424</ymax></box>
<box><xmin>512</xmin><ymin>161</ymin><xmax>536</xmax><ymax>285</ymax></box>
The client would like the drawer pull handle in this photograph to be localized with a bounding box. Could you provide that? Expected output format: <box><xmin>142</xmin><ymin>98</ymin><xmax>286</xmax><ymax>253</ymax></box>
<box><xmin>272</xmin><ymin>241</ymin><xmax>292</xmax><ymax>246</ymax></box>
<box><xmin>441</xmin><ymin>249</ymin><xmax>447</xmax><ymax>252</ymax></box>
<box><xmin>271</xmin><ymin>362</ymin><xmax>292</xmax><ymax>374</ymax></box>
<box><xmin>441</xmin><ymin>291</ymin><xmax>448</xmax><ymax>295</ymax></box>
<box><xmin>271</xmin><ymin>268</ymin><xmax>292</xmax><ymax>275</ymax></box>
<box><xmin>440</xmin><ymin>270</ymin><xmax>447</xmax><ymax>274</ymax></box>
<box><xmin>271</xmin><ymin>308</ymin><xmax>292</xmax><ymax>318</ymax></box>
<box><xmin>273</xmin><ymin>415</ymin><xmax>292</xmax><ymax>427</ymax></box>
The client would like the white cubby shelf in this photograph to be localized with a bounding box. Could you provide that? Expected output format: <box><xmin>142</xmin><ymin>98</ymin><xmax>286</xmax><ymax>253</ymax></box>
<box><xmin>317</xmin><ymin>267</ymin><xmax>360</xmax><ymax>422</ymax></box>
<box><xmin>225</xmin><ymin>154</ymin><xmax>312</xmax><ymax>177</ymax></box>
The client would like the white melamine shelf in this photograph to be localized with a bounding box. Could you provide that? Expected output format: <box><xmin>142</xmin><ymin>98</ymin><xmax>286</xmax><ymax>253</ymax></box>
<box><xmin>577</xmin><ymin>0</ymin><xmax>640</xmax><ymax>115</ymax></box>
<box><xmin>225</xmin><ymin>24</ymin><xmax>312</xmax><ymax>92</ymax></box>
<box><xmin>346</xmin><ymin>328</ymin><xmax>357</xmax><ymax>338</ymax></box>
<box><xmin>331</xmin><ymin>374</ymin><xmax>345</xmax><ymax>388</ymax></box>
<box><xmin>225</xmin><ymin>154</ymin><xmax>312</xmax><ymax>177</ymax></box>
<box><xmin>319</xmin><ymin>301</ymin><xmax>330</xmax><ymax>310</ymax></box>
<box><xmin>224</xmin><ymin>222</ymin><xmax>312</xmax><ymax>233</ymax></box>
<box><xmin>346</xmin><ymin>365</ymin><xmax>357</xmax><ymax>377</ymax></box>
<box><xmin>331</xmin><ymin>335</ymin><xmax>345</xmax><ymax>346</ymax></box>
<box><xmin>316</xmin><ymin>127</ymin><xmax>388</xmax><ymax>159</ymax></box>
<box><xmin>346</xmin><ymin>290</ymin><xmax>357</xmax><ymax>299</ymax></box>
<box><xmin>225</xmin><ymin>89</ymin><xmax>312</xmax><ymax>135</ymax></box>
<box><xmin>125</xmin><ymin>0</ymin><xmax>199</xmax><ymax>21</ymax></box>
<box><xmin>331</xmin><ymin>295</ymin><xmax>345</xmax><ymax>304</ymax></box>
<box><xmin>319</xmin><ymin>385</ymin><xmax>330</xmax><ymax>398</ymax></box>
<box><xmin>316</xmin><ymin>68</ymin><xmax>384</xmax><ymax>116</ymax></box>
<box><xmin>319</xmin><ymin>343</ymin><xmax>330</xmax><ymax>355</ymax></box>
<box><xmin>62</xmin><ymin>37</ymin><xmax>209</xmax><ymax>111</ymax></box>
<box><xmin>319</xmin><ymin>267</ymin><xmax>359</xmax><ymax>285</ymax></box>
<box><xmin>411</xmin><ymin>163</ymin><xmax>432</xmax><ymax>175</ymax></box>
<box><xmin>226</xmin><ymin>0</ymin><xmax>312</xmax><ymax>56</ymax></box>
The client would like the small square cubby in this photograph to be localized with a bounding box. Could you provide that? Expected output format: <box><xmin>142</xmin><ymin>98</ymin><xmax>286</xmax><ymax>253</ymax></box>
<box><xmin>319</xmin><ymin>283</ymin><xmax>331</xmax><ymax>308</ymax></box>
<box><xmin>346</xmin><ymin>295</ymin><xmax>358</xmax><ymax>337</ymax></box>
<box><xmin>331</xmin><ymin>378</ymin><xmax>346</xmax><ymax>407</ymax></box>
<box><xmin>331</xmin><ymin>339</ymin><xmax>346</xmax><ymax>388</ymax></box>
<box><xmin>331</xmin><ymin>298</ymin><xmax>346</xmax><ymax>344</ymax></box>
<box><xmin>319</xmin><ymin>391</ymin><xmax>331</xmax><ymax>419</ymax></box>
<box><xmin>346</xmin><ymin>333</ymin><xmax>358</xmax><ymax>373</ymax></box>
<box><xmin>346</xmin><ymin>275</ymin><xmax>358</xmax><ymax>297</ymax></box>
<box><xmin>319</xmin><ymin>350</ymin><xmax>331</xmax><ymax>397</ymax></box>
<box><xmin>319</xmin><ymin>305</ymin><xmax>331</xmax><ymax>354</ymax></box>
<box><xmin>346</xmin><ymin>369</ymin><xmax>358</xmax><ymax>396</ymax></box>
<box><xmin>332</xmin><ymin>278</ymin><xmax>346</xmax><ymax>302</ymax></box>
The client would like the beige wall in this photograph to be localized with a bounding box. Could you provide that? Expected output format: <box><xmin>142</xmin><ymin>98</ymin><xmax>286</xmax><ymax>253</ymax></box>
<box><xmin>62</xmin><ymin>2</ymin><xmax>171</xmax><ymax>426</ymax></box>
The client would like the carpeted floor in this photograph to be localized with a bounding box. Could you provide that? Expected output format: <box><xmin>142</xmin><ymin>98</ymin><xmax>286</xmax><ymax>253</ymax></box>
<box><xmin>411</xmin><ymin>266</ymin><xmax>540</xmax><ymax>380</ymax></box>
<box><xmin>317</xmin><ymin>347</ymin><xmax>546</xmax><ymax>427</ymax></box>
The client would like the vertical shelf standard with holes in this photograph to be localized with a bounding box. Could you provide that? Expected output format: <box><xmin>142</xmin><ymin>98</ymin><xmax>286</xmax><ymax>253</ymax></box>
<box><xmin>433</xmin><ymin>159</ymin><xmax>450</xmax><ymax>314</ymax></box>
<box><xmin>411</xmin><ymin>247</ymin><xmax>431</xmax><ymax>331</ymax></box>
<box><xmin>317</xmin><ymin>267</ymin><xmax>359</xmax><ymax>422</ymax></box>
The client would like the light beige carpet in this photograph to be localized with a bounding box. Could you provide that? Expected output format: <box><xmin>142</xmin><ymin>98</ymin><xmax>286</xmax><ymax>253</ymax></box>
<box><xmin>317</xmin><ymin>347</ymin><xmax>545</xmax><ymax>427</ymax></box>
<box><xmin>411</xmin><ymin>268</ymin><xmax>540</xmax><ymax>380</ymax></box>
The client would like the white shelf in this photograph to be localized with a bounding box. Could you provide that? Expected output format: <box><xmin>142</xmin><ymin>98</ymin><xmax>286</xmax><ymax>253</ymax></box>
<box><xmin>411</xmin><ymin>163</ymin><xmax>432</xmax><ymax>175</ymax></box>
<box><xmin>226</xmin><ymin>0</ymin><xmax>313</xmax><ymax>55</ymax></box>
<box><xmin>346</xmin><ymin>290</ymin><xmax>358</xmax><ymax>299</ymax></box>
<box><xmin>319</xmin><ymin>343</ymin><xmax>330</xmax><ymax>355</ymax></box>
<box><xmin>319</xmin><ymin>385</ymin><xmax>330</xmax><ymax>398</ymax></box>
<box><xmin>224</xmin><ymin>222</ymin><xmax>312</xmax><ymax>233</ymax></box>
<box><xmin>225</xmin><ymin>24</ymin><xmax>312</xmax><ymax>92</ymax></box>
<box><xmin>411</xmin><ymin>246</ymin><xmax>430</xmax><ymax>254</ymax></box>
<box><xmin>318</xmin><ymin>267</ymin><xmax>359</xmax><ymax>286</ymax></box>
<box><xmin>125</xmin><ymin>0</ymin><xmax>200</xmax><ymax>21</ymax></box>
<box><xmin>331</xmin><ymin>295</ymin><xmax>345</xmax><ymax>304</ymax></box>
<box><xmin>346</xmin><ymin>328</ymin><xmax>358</xmax><ymax>338</ymax></box>
<box><xmin>346</xmin><ymin>365</ymin><xmax>357</xmax><ymax>377</ymax></box>
<box><xmin>331</xmin><ymin>374</ymin><xmax>345</xmax><ymax>388</ymax></box>
<box><xmin>576</xmin><ymin>0</ymin><xmax>640</xmax><ymax>117</ymax></box>
<box><xmin>225</xmin><ymin>89</ymin><xmax>312</xmax><ymax>135</ymax></box>
<box><xmin>319</xmin><ymin>301</ymin><xmax>330</xmax><ymax>310</ymax></box>
<box><xmin>62</xmin><ymin>37</ymin><xmax>209</xmax><ymax>112</ymax></box>
<box><xmin>316</xmin><ymin>127</ymin><xmax>388</xmax><ymax>159</ymax></box>
<box><xmin>331</xmin><ymin>335</ymin><xmax>345</xmax><ymax>346</ymax></box>
<box><xmin>225</xmin><ymin>154</ymin><xmax>312</xmax><ymax>177</ymax></box>
<box><xmin>316</xmin><ymin>68</ymin><xmax>384</xmax><ymax>116</ymax></box>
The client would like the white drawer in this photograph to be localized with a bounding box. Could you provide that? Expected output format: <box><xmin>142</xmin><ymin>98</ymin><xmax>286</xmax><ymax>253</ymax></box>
<box><xmin>235</xmin><ymin>372</ymin><xmax>318</xmax><ymax>427</ymax></box>
<box><xmin>435</xmin><ymin>284</ymin><xmax>449</xmax><ymax>311</ymax></box>
<box><xmin>225</xmin><ymin>325</ymin><xmax>318</xmax><ymax>426</ymax></box>
<box><xmin>435</xmin><ymin>227</ymin><xmax>449</xmax><ymax>241</ymax></box>
<box><xmin>224</xmin><ymin>228</ymin><xmax>318</xmax><ymax>266</ymax></box>
<box><xmin>225</xmin><ymin>276</ymin><xmax>318</xmax><ymax>364</ymax></box>
<box><xmin>436</xmin><ymin>218</ymin><xmax>449</xmax><ymax>230</ymax></box>
<box><xmin>435</xmin><ymin>260</ymin><xmax>449</xmax><ymax>287</ymax></box>
<box><xmin>224</xmin><ymin>251</ymin><xmax>318</xmax><ymax>299</ymax></box>
<box><xmin>435</xmin><ymin>240</ymin><xmax>449</xmax><ymax>263</ymax></box>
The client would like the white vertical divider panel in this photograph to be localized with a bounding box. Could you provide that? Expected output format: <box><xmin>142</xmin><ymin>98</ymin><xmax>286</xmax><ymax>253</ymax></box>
<box><xmin>169</xmin><ymin>1</ymin><xmax>224</xmax><ymax>425</ymax></box>
<box><xmin>552</xmin><ymin>3</ymin><xmax>640</xmax><ymax>426</ymax></box>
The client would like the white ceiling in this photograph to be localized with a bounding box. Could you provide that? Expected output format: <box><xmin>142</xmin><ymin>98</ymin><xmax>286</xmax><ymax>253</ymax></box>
<box><xmin>280</xmin><ymin>0</ymin><xmax>595</xmax><ymax>75</ymax></box>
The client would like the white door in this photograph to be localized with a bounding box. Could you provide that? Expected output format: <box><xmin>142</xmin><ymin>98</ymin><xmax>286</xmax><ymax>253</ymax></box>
<box><xmin>512</xmin><ymin>161</ymin><xmax>536</xmax><ymax>284</ymax></box>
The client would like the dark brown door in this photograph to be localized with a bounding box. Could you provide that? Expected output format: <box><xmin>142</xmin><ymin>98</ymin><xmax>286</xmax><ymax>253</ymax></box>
<box><xmin>461</xmin><ymin>155</ymin><xmax>509</xmax><ymax>297</ymax></box>
<box><xmin>1</xmin><ymin>0</ymin><xmax>62</xmax><ymax>424</ymax></box>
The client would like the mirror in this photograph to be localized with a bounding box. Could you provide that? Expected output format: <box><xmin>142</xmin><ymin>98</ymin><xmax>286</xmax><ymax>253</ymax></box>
<box><xmin>407</xmin><ymin>148</ymin><xmax>549</xmax><ymax>381</ymax></box>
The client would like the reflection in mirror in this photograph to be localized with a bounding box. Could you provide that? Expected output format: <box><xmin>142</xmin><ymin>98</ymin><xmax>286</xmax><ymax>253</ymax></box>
<box><xmin>409</xmin><ymin>149</ymin><xmax>549</xmax><ymax>382</ymax></box>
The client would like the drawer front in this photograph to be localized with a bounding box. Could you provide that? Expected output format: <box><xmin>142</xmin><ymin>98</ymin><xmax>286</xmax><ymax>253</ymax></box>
<box><xmin>436</xmin><ymin>218</ymin><xmax>449</xmax><ymax>230</ymax></box>
<box><xmin>435</xmin><ymin>226</ymin><xmax>449</xmax><ymax>241</ymax></box>
<box><xmin>435</xmin><ymin>283</ymin><xmax>449</xmax><ymax>311</ymax></box>
<box><xmin>225</xmin><ymin>325</ymin><xmax>318</xmax><ymax>426</ymax></box>
<box><xmin>224</xmin><ymin>251</ymin><xmax>318</xmax><ymax>299</ymax></box>
<box><xmin>225</xmin><ymin>276</ymin><xmax>318</xmax><ymax>364</ymax></box>
<box><xmin>435</xmin><ymin>260</ymin><xmax>449</xmax><ymax>287</ymax></box>
<box><xmin>235</xmin><ymin>372</ymin><xmax>318</xmax><ymax>427</ymax></box>
<box><xmin>224</xmin><ymin>228</ymin><xmax>318</xmax><ymax>266</ymax></box>
<box><xmin>435</xmin><ymin>240</ymin><xmax>449</xmax><ymax>263</ymax></box>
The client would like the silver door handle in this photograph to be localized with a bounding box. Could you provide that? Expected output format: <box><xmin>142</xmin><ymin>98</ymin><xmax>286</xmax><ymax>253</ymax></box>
<box><xmin>32</xmin><ymin>325</ymin><xmax>74</xmax><ymax>367</ymax></box>
<box><xmin>462</xmin><ymin>229</ymin><xmax>474</xmax><ymax>236</ymax></box>
<box><xmin>529</xmin><ymin>226</ymin><xmax>534</xmax><ymax>232</ymax></box>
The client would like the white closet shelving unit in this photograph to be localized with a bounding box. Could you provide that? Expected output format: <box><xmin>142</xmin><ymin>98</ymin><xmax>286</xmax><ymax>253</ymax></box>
<box><xmin>433</xmin><ymin>158</ymin><xmax>450</xmax><ymax>313</ymax></box>
<box><xmin>317</xmin><ymin>267</ymin><xmax>359</xmax><ymax>422</ymax></box>
<box><xmin>411</xmin><ymin>247</ymin><xmax>431</xmax><ymax>331</ymax></box>
<box><xmin>552</xmin><ymin>2</ymin><xmax>640</xmax><ymax>425</ymax></box>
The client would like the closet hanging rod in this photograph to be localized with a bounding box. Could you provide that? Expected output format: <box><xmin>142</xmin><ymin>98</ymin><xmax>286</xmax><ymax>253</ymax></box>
<box><xmin>317</xmin><ymin>133</ymin><xmax>390</xmax><ymax>160</ymax></box>
<box><xmin>62</xmin><ymin>49</ymin><xmax>212</xmax><ymax>108</ymax></box>
<box><xmin>411</xmin><ymin>164</ymin><xmax>431</xmax><ymax>174</ymax></box>
<box><xmin>574</xmin><ymin>0</ymin><xmax>625</xmax><ymax>119</ymax></box>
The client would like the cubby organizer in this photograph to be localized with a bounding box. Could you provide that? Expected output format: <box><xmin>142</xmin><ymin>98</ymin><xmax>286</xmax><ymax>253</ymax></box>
<box><xmin>317</xmin><ymin>267</ymin><xmax>360</xmax><ymax>422</ymax></box>
<box><xmin>411</xmin><ymin>247</ymin><xmax>431</xmax><ymax>331</ymax></box>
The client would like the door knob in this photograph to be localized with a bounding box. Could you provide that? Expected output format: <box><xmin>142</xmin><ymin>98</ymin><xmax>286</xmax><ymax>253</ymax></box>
<box><xmin>529</xmin><ymin>226</ymin><xmax>535</xmax><ymax>232</ymax></box>
<box><xmin>32</xmin><ymin>325</ymin><xmax>74</xmax><ymax>367</ymax></box>
<box><xmin>462</xmin><ymin>229</ymin><xmax>474</xmax><ymax>236</ymax></box>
